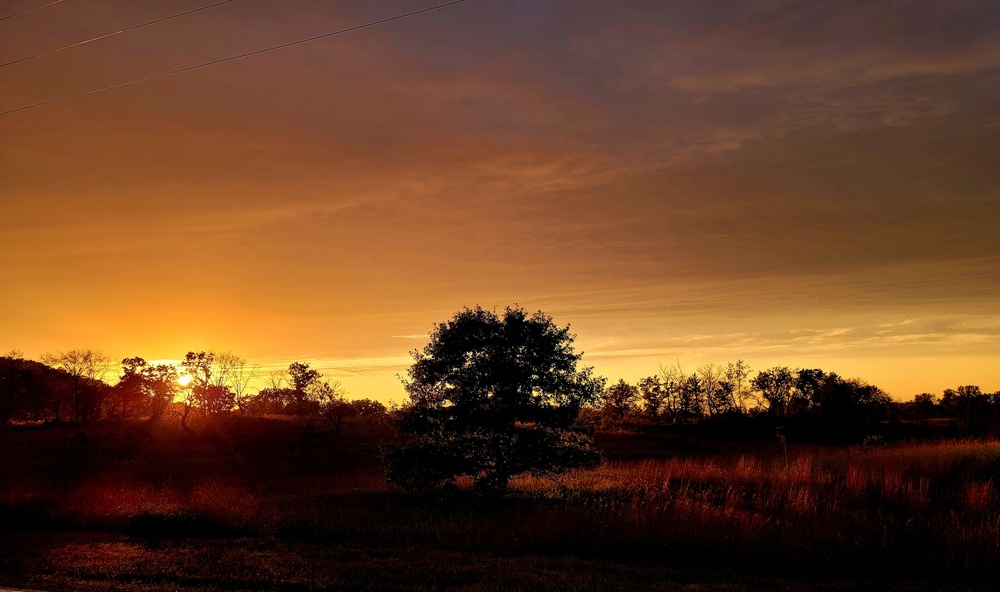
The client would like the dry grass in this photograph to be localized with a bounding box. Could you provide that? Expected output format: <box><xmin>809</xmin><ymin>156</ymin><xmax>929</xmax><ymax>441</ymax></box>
<box><xmin>501</xmin><ymin>440</ymin><xmax>1000</xmax><ymax>576</ymax></box>
<box><xmin>2</xmin><ymin>421</ymin><xmax>1000</xmax><ymax>590</ymax></box>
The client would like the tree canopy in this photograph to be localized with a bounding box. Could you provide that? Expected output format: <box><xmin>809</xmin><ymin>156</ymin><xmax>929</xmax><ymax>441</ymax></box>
<box><xmin>386</xmin><ymin>305</ymin><xmax>605</xmax><ymax>491</ymax></box>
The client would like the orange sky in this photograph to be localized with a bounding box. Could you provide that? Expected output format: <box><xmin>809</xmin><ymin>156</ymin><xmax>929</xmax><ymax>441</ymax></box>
<box><xmin>2</xmin><ymin>0</ymin><xmax>998</xmax><ymax>402</ymax></box>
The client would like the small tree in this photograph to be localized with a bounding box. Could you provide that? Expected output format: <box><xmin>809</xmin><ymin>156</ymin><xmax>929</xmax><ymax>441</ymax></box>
<box><xmin>113</xmin><ymin>357</ymin><xmax>152</xmax><ymax>418</ymax></box>
<box><xmin>910</xmin><ymin>392</ymin><xmax>937</xmax><ymax>422</ymax></box>
<box><xmin>288</xmin><ymin>362</ymin><xmax>321</xmax><ymax>414</ymax></box>
<box><xmin>658</xmin><ymin>364</ymin><xmax>684</xmax><ymax>423</ymax></box>
<box><xmin>178</xmin><ymin>351</ymin><xmax>234</xmax><ymax>431</ymax></box>
<box><xmin>386</xmin><ymin>306</ymin><xmax>605</xmax><ymax>492</ymax></box>
<box><xmin>603</xmin><ymin>379</ymin><xmax>638</xmax><ymax>421</ymax></box>
<box><xmin>724</xmin><ymin>359</ymin><xmax>753</xmax><ymax>414</ymax></box>
<box><xmin>637</xmin><ymin>375</ymin><xmax>666</xmax><ymax>420</ymax></box>
<box><xmin>698</xmin><ymin>363</ymin><xmax>731</xmax><ymax>416</ymax></box>
<box><xmin>678</xmin><ymin>374</ymin><xmax>704</xmax><ymax>420</ymax></box>
<box><xmin>214</xmin><ymin>351</ymin><xmax>258</xmax><ymax>413</ymax></box>
<box><xmin>249</xmin><ymin>362</ymin><xmax>342</xmax><ymax>418</ymax></box>
<box><xmin>189</xmin><ymin>384</ymin><xmax>236</xmax><ymax>416</ymax></box>
<box><xmin>753</xmin><ymin>366</ymin><xmax>795</xmax><ymax>417</ymax></box>
<box><xmin>315</xmin><ymin>379</ymin><xmax>350</xmax><ymax>437</ymax></box>
<box><xmin>140</xmin><ymin>364</ymin><xmax>176</xmax><ymax>420</ymax></box>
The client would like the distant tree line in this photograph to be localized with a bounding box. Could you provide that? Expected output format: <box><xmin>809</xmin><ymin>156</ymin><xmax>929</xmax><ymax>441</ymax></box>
<box><xmin>590</xmin><ymin>361</ymin><xmax>1000</xmax><ymax>443</ymax></box>
<box><xmin>0</xmin><ymin>349</ymin><xmax>386</xmax><ymax>434</ymax></box>
<box><xmin>898</xmin><ymin>386</ymin><xmax>1000</xmax><ymax>436</ymax></box>
<box><xmin>1</xmin><ymin>348</ymin><xmax>996</xmax><ymax>442</ymax></box>
<box><xmin>596</xmin><ymin>362</ymin><xmax>891</xmax><ymax>421</ymax></box>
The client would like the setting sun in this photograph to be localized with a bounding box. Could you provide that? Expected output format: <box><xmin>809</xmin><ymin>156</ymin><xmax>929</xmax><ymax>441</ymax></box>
<box><xmin>177</xmin><ymin>374</ymin><xmax>193</xmax><ymax>387</ymax></box>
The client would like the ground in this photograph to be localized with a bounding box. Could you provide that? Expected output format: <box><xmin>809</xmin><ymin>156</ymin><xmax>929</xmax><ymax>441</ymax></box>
<box><xmin>0</xmin><ymin>417</ymin><xmax>995</xmax><ymax>591</ymax></box>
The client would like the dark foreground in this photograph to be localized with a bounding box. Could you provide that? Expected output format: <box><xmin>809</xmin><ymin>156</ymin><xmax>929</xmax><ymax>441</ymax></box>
<box><xmin>1</xmin><ymin>418</ymin><xmax>996</xmax><ymax>591</ymax></box>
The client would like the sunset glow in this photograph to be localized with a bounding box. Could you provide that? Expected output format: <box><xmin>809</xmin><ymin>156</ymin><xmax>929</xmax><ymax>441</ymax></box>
<box><xmin>1</xmin><ymin>0</ymin><xmax>997</xmax><ymax>402</ymax></box>
<box><xmin>3</xmin><ymin>2</ymin><xmax>1000</xmax><ymax>590</ymax></box>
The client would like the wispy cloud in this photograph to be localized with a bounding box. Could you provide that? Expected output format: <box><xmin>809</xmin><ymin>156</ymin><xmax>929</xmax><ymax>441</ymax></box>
<box><xmin>2</xmin><ymin>0</ymin><xmax>998</xmax><ymax>400</ymax></box>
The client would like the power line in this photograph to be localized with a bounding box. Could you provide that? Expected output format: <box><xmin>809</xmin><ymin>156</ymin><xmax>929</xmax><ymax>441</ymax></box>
<box><xmin>1</xmin><ymin>0</ymin><xmax>237</xmax><ymax>69</ymax></box>
<box><xmin>0</xmin><ymin>0</ymin><xmax>64</xmax><ymax>22</ymax></box>
<box><xmin>0</xmin><ymin>0</ymin><xmax>469</xmax><ymax>117</ymax></box>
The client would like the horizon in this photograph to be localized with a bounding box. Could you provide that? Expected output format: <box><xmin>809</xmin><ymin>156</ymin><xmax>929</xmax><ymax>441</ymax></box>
<box><xmin>8</xmin><ymin>327</ymin><xmax>998</xmax><ymax>404</ymax></box>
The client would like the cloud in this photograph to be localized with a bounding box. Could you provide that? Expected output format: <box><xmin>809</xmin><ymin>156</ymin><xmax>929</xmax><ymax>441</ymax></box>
<box><xmin>2</xmin><ymin>0</ymin><xmax>998</xmax><ymax>399</ymax></box>
<box><xmin>580</xmin><ymin>314</ymin><xmax>1000</xmax><ymax>364</ymax></box>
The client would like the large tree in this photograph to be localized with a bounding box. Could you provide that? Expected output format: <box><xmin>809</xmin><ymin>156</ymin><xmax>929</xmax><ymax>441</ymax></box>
<box><xmin>386</xmin><ymin>306</ymin><xmax>605</xmax><ymax>492</ymax></box>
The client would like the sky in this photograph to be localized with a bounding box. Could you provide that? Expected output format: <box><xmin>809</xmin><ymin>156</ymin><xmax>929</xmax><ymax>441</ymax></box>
<box><xmin>2</xmin><ymin>0</ymin><xmax>998</xmax><ymax>402</ymax></box>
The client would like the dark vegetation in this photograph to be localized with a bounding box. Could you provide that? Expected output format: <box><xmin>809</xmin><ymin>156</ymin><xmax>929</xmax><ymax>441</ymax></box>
<box><xmin>2</xmin><ymin>418</ymin><xmax>1000</xmax><ymax>591</ymax></box>
<box><xmin>1</xmin><ymin>303</ymin><xmax>999</xmax><ymax>591</ymax></box>
<box><xmin>0</xmin><ymin>350</ymin><xmax>384</xmax><ymax>436</ymax></box>
<box><xmin>386</xmin><ymin>306</ymin><xmax>603</xmax><ymax>492</ymax></box>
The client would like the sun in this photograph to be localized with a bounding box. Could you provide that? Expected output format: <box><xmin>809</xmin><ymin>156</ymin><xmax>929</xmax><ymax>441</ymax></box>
<box><xmin>178</xmin><ymin>374</ymin><xmax>193</xmax><ymax>387</ymax></box>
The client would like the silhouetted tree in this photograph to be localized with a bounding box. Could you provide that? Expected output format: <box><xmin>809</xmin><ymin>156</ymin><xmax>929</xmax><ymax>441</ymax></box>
<box><xmin>113</xmin><ymin>357</ymin><xmax>152</xmax><ymax>418</ymax></box>
<box><xmin>1</xmin><ymin>356</ymin><xmax>65</xmax><ymax>422</ymax></box>
<box><xmin>247</xmin><ymin>386</ymin><xmax>294</xmax><ymax>415</ymax></box>
<box><xmin>753</xmin><ymin>366</ymin><xmax>795</xmax><ymax>417</ymax></box>
<box><xmin>637</xmin><ymin>375</ymin><xmax>666</xmax><ymax>420</ymax></box>
<box><xmin>181</xmin><ymin>351</ymin><xmax>214</xmax><ymax>386</ymax></box>
<box><xmin>144</xmin><ymin>363</ymin><xmax>179</xmax><ymax>420</ymax></box>
<box><xmin>658</xmin><ymin>364</ymin><xmax>684</xmax><ymax>423</ymax></box>
<box><xmin>288</xmin><ymin>362</ymin><xmax>321</xmax><ymax>414</ymax></box>
<box><xmin>949</xmin><ymin>385</ymin><xmax>991</xmax><ymax>434</ymax></box>
<box><xmin>315</xmin><ymin>380</ymin><xmax>350</xmax><ymax>437</ymax></box>
<box><xmin>386</xmin><ymin>306</ymin><xmax>604</xmax><ymax>492</ymax></box>
<box><xmin>173</xmin><ymin>351</ymin><xmax>234</xmax><ymax>431</ymax></box>
<box><xmin>189</xmin><ymin>384</ymin><xmax>235</xmax><ymax>416</ymax></box>
<box><xmin>724</xmin><ymin>360</ymin><xmax>753</xmax><ymax>413</ymax></box>
<box><xmin>911</xmin><ymin>392</ymin><xmax>937</xmax><ymax>420</ymax></box>
<box><xmin>990</xmin><ymin>391</ymin><xmax>1000</xmax><ymax>416</ymax></box>
<box><xmin>788</xmin><ymin>368</ymin><xmax>823</xmax><ymax>417</ymax></box>
<box><xmin>850</xmin><ymin>379</ymin><xmax>893</xmax><ymax>422</ymax></box>
<box><xmin>0</xmin><ymin>354</ymin><xmax>34</xmax><ymax>423</ymax></box>
<box><xmin>180</xmin><ymin>351</ymin><xmax>238</xmax><ymax>417</ymax></box>
<box><xmin>266</xmin><ymin>368</ymin><xmax>289</xmax><ymax>390</ymax></box>
<box><xmin>214</xmin><ymin>352</ymin><xmax>258</xmax><ymax>413</ymax></box>
<box><xmin>699</xmin><ymin>363</ymin><xmax>732</xmax><ymax>415</ymax></box>
<box><xmin>799</xmin><ymin>372</ymin><xmax>892</xmax><ymax>434</ymax></box>
<box><xmin>603</xmin><ymin>379</ymin><xmax>638</xmax><ymax>421</ymax></box>
<box><xmin>249</xmin><ymin>367</ymin><xmax>293</xmax><ymax>414</ymax></box>
<box><xmin>41</xmin><ymin>349</ymin><xmax>114</xmax><ymax>421</ymax></box>
<box><xmin>249</xmin><ymin>361</ymin><xmax>339</xmax><ymax>417</ymax></box>
<box><xmin>678</xmin><ymin>373</ymin><xmax>704</xmax><ymax>420</ymax></box>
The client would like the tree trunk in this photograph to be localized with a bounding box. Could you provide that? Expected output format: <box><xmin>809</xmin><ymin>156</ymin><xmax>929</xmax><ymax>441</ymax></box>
<box><xmin>179</xmin><ymin>405</ymin><xmax>196</xmax><ymax>436</ymax></box>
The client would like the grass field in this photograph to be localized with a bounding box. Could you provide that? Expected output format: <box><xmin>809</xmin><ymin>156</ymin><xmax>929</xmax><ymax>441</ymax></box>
<box><xmin>1</xmin><ymin>417</ymin><xmax>998</xmax><ymax>591</ymax></box>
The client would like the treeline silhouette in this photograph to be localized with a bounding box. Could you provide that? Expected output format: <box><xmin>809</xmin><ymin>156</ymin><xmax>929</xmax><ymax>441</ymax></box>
<box><xmin>0</xmin><ymin>350</ymin><xmax>386</xmax><ymax>435</ymax></box>
<box><xmin>1</xmin><ymin>350</ymin><xmax>996</xmax><ymax>443</ymax></box>
<box><xmin>592</xmin><ymin>361</ymin><xmax>1000</xmax><ymax>443</ymax></box>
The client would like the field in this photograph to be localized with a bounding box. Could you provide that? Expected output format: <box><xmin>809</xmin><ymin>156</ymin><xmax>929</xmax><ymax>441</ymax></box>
<box><xmin>1</xmin><ymin>417</ymin><xmax>998</xmax><ymax>591</ymax></box>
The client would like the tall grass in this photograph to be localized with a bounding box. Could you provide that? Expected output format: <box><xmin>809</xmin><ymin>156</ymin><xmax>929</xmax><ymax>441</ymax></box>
<box><xmin>3</xmin><ymin>422</ymin><xmax>1000</xmax><ymax>582</ymax></box>
<box><xmin>502</xmin><ymin>440</ymin><xmax>1000</xmax><ymax>577</ymax></box>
